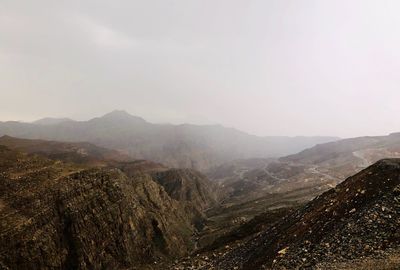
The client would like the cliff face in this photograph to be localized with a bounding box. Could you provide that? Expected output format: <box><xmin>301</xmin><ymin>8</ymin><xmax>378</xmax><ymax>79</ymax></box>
<box><xmin>150</xmin><ymin>168</ymin><xmax>222</xmax><ymax>231</ymax></box>
<box><xmin>151</xmin><ymin>168</ymin><xmax>219</xmax><ymax>211</ymax></box>
<box><xmin>0</xmin><ymin>146</ymin><xmax>194</xmax><ymax>269</ymax></box>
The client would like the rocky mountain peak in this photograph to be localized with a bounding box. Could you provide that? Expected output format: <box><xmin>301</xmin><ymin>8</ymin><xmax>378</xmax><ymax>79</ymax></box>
<box><xmin>99</xmin><ymin>110</ymin><xmax>146</xmax><ymax>123</ymax></box>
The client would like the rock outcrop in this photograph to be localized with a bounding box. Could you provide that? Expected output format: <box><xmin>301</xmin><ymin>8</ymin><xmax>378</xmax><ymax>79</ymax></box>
<box><xmin>150</xmin><ymin>168</ymin><xmax>221</xmax><ymax>230</ymax></box>
<box><xmin>0</xmin><ymin>146</ymin><xmax>194</xmax><ymax>269</ymax></box>
<box><xmin>151</xmin><ymin>169</ymin><xmax>219</xmax><ymax>211</ymax></box>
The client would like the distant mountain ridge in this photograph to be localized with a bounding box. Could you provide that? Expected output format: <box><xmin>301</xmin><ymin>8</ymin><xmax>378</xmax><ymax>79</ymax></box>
<box><xmin>206</xmin><ymin>132</ymin><xmax>400</xmax><ymax>206</ymax></box>
<box><xmin>0</xmin><ymin>110</ymin><xmax>338</xmax><ymax>171</ymax></box>
<box><xmin>282</xmin><ymin>132</ymin><xmax>400</xmax><ymax>165</ymax></box>
<box><xmin>33</xmin><ymin>117</ymin><xmax>74</xmax><ymax>125</ymax></box>
<box><xmin>277</xmin><ymin>132</ymin><xmax>400</xmax><ymax>181</ymax></box>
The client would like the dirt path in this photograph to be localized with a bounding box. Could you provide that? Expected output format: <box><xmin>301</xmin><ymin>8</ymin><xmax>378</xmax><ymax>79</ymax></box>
<box><xmin>307</xmin><ymin>166</ymin><xmax>342</xmax><ymax>182</ymax></box>
<box><xmin>352</xmin><ymin>151</ymin><xmax>370</xmax><ymax>168</ymax></box>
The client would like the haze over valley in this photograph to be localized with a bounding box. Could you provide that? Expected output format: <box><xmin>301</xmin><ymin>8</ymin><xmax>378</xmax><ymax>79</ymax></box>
<box><xmin>0</xmin><ymin>110</ymin><xmax>338</xmax><ymax>171</ymax></box>
<box><xmin>1</xmin><ymin>1</ymin><xmax>400</xmax><ymax>269</ymax></box>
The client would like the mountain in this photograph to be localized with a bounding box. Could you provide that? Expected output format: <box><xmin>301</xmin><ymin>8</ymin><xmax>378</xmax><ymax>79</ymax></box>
<box><xmin>0</xmin><ymin>110</ymin><xmax>338</xmax><ymax>171</ymax></box>
<box><xmin>0</xmin><ymin>137</ymin><xmax>223</xmax><ymax>269</ymax></box>
<box><xmin>33</xmin><ymin>117</ymin><xmax>74</xmax><ymax>125</ymax></box>
<box><xmin>211</xmin><ymin>159</ymin><xmax>400</xmax><ymax>269</ymax></box>
<box><xmin>209</xmin><ymin>132</ymin><xmax>400</xmax><ymax>205</ymax></box>
<box><xmin>262</xmin><ymin>132</ymin><xmax>400</xmax><ymax>193</ymax></box>
<box><xmin>282</xmin><ymin>132</ymin><xmax>400</xmax><ymax>172</ymax></box>
<box><xmin>0</xmin><ymin>135</ymin><xmax>220</xmax><ymax>213</ymax></box>
<box><xmin>0</xmin><ymin>146</ymin><xmax>197</xmax><ymax>269</ymax></box>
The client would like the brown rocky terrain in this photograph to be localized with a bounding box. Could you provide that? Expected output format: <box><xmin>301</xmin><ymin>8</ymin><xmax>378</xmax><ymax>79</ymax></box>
<box><xmin>115</xmin><ymin>160</ymin><xmax>168</xmax><ymax>175</ymax></box>
<box><xmin>206</xmin><ymin>158</ymin><xmax>280</xmax><ymax>201</ymax></box>
<box><xmin>281</xmin><ymin>132</ymin><xmax>400</xmax><ymax>179</ymax></box>
<box><xmin>2</xmin><ymin>134</ymin><xmax>400</xmax><ymax>269</ymax></box>
<box><xmin>209</xmin><ymin>133</ymin><xmax>400</xmax><ymax>208</ymax></box>
<box><xmin>0</xmin><ymin>136</ymin><xmax>219</xmax><ymax>206</ymax></box>
<box><xmin>172</xmin><ymin>159</ymin><xmax>400</xmax><ymax>269</ymax></box>
<box><xmin>151</xmin><ymin>169</ymin><xmax>220</xmax><ymax>211</ymax></box>
<box><xmin>207</xmin><ymin>157</ymin><xmax>333</xmax><ymax>206</ymax></box>
<box><xmin>0</xmin><ymin>135</ymin><xmax>130</xmax><ymax>166</ymax></box>
<box><xmin>149</xmin><ymin>169</ymin><xmax>222</xmax><ymax>233</ymax></box>
<box><xmin>0</xmin><ymin>143</ymin><xmax>220</xmax><ymax>269</ymax></box>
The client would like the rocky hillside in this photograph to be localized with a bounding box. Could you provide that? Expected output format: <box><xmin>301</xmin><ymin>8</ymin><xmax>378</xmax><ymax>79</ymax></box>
<box><xmin>0</xmin><ymin>135</ymin><xmax>130</xmax><ymax>166</ymax></box>
<box><xmin>115</xmin><ymin>162</ymin><xmax>222</xmax><ymax>230</ymax></box>
<box><xmin>0</xmin><ymin>146</ymin><xmax>200</xmax><ymax>269</ymax></box>
<box><xmin>281</xmin><ymin>132</ymin><xmax>400</xmax><ymax>179</ymax></box>
<box><xmin>152</xmin><ymin>169</ymin><xmax>219</xmax><ymax>211</ymax></box>
<box><xmin>209</xmin><ymin>133</ymin><xmax>400</xmax><ymax>206</ymax></box>
<box><xmin>206</xmin><ymin>158</ymin><xmax>282</xmax><ymax>202</ymax></box>
<box><xmin>0</xmin><ymin>110</ymin><xmax>337</xmax><ymax>171</ymax></box>
<box><xmin>206</xmin><ymin>157</ymin><xmax>334</xmax><ymax>207</ymax></box>
<box><xmin>115</xmin><ymin>159</ymin><xmax>168</xmax><ymax>175</ymax></box>
<box><xmin>212</xmin><ymin>159</ymin><xmax>400</xmax><ymax>269</ymax></box>
<box><xmin>0</xmin><ymin>135</ymin><xmax>221</xmax><ymax>222</ymax></box>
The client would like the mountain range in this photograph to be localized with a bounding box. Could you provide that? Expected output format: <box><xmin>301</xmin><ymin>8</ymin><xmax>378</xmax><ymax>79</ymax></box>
<box><xmin>1</xmin><ymin>116</ymin><xmax>400</xmax><ymax>269</ymax></box>
<box><xmin>0</xmin><ymin>110</ymin><xmax>338</xmax><ymax>171</ymax></box>
<box><xmin>207</xmin><ymin>132</ymin><xmax>400</xmax><ymax>205</ymax></box>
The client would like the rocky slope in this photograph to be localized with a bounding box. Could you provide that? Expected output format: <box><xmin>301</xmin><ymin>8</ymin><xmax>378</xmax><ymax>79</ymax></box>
<box><xmin>209</xmin><ymin>132</ymin><xmax>400</xmax><ymax>206</ymax></box>
<box><xmin>281</xmin><ymin>132</ymin><xmax>400</xmax><ymax>179</ymax></box>
<box><xmin>206</xmin><ymin>158</ymin><xmax>280</xmax><ymax>202</ymax></box>
<box><xmin>150</xmin><ymin>169</ymin><xmax>221</xmax><ymax>231</ymax></box>
<box><xmin>0</xmin><ymin>135</ymin><xmax>220</xmax><ymax>203</ymax></box>
<box><xmin>0</xmin><ymin>135</ymin><xmax>130</xmax><ymax>166</ymax></box>
<box><xmin>211</xmin><ymin>159</ymin><xmax>400</xmax><ymax>269</ymax></box>
<box><xmin>0</xmin><ymin>110</ymin><xmax>337</xmax><ymax>171</ymax></box>
<box><xmin>0</xmin><ymin>146</ymin><xmax>200</xmax><ymax>269</ymax></box>
<box><xmin>151</xmin><ymin>169</ymin><xmax>219</xmax><ymax>211</ymax></box>
<box><xmin>207</xmin><ymin>157</ymin><xmax>333</xmax><ymax>207</ymax></box>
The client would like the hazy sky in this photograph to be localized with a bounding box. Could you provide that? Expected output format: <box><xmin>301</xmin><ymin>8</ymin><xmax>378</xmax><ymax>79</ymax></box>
<box><xmin>1</xmin><ymin>0</ymin><xmax>400</xmax><ymax>137</ymax></box>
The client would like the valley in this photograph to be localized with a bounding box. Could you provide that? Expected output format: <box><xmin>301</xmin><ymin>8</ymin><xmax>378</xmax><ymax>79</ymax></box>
<box><xmin>1</xmin><ymin>131</ymin><xmax>400</xmax><ymax>269</ymax></box>
<box><xmin>3</xmin><ymin>1</ymin><xmax>400</xmax><ymax>269</ymax></box>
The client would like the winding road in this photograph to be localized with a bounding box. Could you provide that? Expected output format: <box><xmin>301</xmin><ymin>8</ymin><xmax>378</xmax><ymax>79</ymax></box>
<box><xmin>352</xmin><ymin>151</ymin><xmax>370</xmax><ymax>168</ymax></box>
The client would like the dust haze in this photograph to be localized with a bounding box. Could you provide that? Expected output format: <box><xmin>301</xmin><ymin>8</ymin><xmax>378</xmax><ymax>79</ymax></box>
<box><xmin>1</xmin><ymin>0</ymin><xmax>399</xmax><ymax>136</ymax></box>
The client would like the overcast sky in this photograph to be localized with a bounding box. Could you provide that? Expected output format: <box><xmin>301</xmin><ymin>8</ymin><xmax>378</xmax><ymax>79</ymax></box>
<box><xmin>1</xmin><ymin>0</ymin><xmax>400</xmax><ymax>137</ymax></box>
